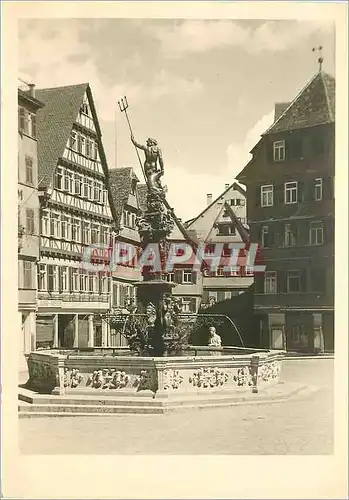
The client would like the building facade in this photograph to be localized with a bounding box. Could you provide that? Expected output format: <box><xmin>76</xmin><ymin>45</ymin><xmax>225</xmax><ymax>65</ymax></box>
<box><xmin>236</xmin><ymin>71</ymin><xmax>335</xmax><ymax>353</ymax></box>
<box><xmin>185</xmin><ymin>182</ymin><xmax>253</xmax><ymax>308</ymax></box>
<box><xmin>35</xmin><ymin>83</ymin><xmax>118</xmax><ymax>350</ymax></box>
<box><xmin>18</xmin><ymin>82</ymin><xmax>44</xmax><ymax>369</ymax></box>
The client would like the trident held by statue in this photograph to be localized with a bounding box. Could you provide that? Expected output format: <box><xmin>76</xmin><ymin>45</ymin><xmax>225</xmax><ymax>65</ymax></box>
<box><xmin>118</xmin><ymin>96</ymin><xmax>146</xmax><ymax>180</ymax></box>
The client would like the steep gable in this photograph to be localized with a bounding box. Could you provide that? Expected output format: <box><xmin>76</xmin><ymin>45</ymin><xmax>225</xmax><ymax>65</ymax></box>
<box><xmin>264</xmin><ymin>71</ymin><xmax>335</xmax><ymax>135</ymax></box>
<box><xmin>36</xmin><ymin>83</ymin><xmax>88</xmax><ymax>189</ymax></box>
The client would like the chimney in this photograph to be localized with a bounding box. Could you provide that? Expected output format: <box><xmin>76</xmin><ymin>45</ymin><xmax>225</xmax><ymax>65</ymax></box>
<box><xmin>28</xmin><ymin>83</ymin><xmax>36</xmax><ymax>98</ymax></box>
<box><xmin>274</xmin><ymin>102</ymin><xmax>290</xmax><ymax>121</ymax></box>
<box><xmin>225</xmin><ymin>183</ymin><xmax>230</xmax><ymax>191</ymax></box>
<box><xmin>207</xmin><ymin>193</ymin><xmax>212</xmax><ymax>206</ymax></box>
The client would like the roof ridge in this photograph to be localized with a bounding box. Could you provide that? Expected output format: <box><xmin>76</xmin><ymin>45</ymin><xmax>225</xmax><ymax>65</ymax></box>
<box><xmin>36</xmin><ymin>83</ymin><xmax>89</xmax><ymax>92</ymax></box>
<box><xmin>263</xmin><ymin>71</ymin><xmax>320</xmax><ymax>135</ymax></box>
<box><xmin>320</xmin><ymin>71</ymin><xmax>334</xmax><ymax>122</ymax></box>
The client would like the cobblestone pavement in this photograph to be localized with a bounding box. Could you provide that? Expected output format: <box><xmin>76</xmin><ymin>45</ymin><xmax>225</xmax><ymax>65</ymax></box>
<box><xmin>19</xmin><ymin>359</ymin><xmax>334</xmax><ymax>455</ymax></box>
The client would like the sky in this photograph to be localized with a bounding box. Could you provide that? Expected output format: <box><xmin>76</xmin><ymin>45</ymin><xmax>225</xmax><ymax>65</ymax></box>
<box><xmin>19</xmin><ymin>19</ymin><xmax>335</xmax><ymax>221</ymax></box>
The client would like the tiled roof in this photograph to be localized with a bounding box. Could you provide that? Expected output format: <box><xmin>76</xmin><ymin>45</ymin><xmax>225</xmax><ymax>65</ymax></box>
<box><xmin>35</xmin><ymin>83</ymin><xmax>88</xmax><ymax>189</ymax></box>
<box><xmin>137</xmin><ymin>183</ymin><xmax>148</xmax><ymax>212</ymax></box>
<box><xmin>264</xmin><ymin>71</ymin><xmax>335</xmax><ymax>135</ymax></box>
<box><xmin>108</xmin><ymin>167</ymin><xmax>140</xmax><ymax>225</ymax></box>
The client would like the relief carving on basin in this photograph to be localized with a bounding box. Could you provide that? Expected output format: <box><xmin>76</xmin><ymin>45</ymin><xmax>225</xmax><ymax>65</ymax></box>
<box><xmin>189</xmin><ymin>367</ymin><xmax>229</xmax><ymax>388</ymax></box>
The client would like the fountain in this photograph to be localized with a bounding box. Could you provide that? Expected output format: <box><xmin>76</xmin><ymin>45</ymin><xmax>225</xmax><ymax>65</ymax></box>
<box><xmin>21</xmin><ymin>126</ymin><xmax>286</xmax><ymax>415</ymax></box>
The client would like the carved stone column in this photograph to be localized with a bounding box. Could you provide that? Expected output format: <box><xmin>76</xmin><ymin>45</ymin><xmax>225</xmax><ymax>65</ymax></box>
<box><xmin>73</xmin><ymin>314</ymin><xmax>79</xmax><ymax>348</ymax></box>
<box><xmin>88</xmin><ymin>314</ymin><xmax>94</xmax><ymax>348</ymax></box>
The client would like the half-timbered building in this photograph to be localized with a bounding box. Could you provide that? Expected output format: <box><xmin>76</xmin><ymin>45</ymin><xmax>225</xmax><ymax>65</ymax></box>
<box><xmin>35</xmin><ymin>83</ymin><xmax>118</xmax><ymax>349</ymax></box>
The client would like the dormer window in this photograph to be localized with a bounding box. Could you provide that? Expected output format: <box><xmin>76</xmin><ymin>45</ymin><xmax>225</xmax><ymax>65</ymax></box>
<box><xmin>131</xmin><ymin>179</ymin><xmax>137</xmax><ymax>195</ymax></box>
<box><xmin>80</xmin><ymin>103</ymin><xmax>89</xmax><ymax>116</ymax></box>
<box><xmin>273</xmin><ymin>140</ymin><xmax>285</xmax><ymax>162</ymax></box>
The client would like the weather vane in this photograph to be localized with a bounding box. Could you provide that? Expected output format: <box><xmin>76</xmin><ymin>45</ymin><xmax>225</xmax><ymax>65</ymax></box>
<box><xmin>312</xmin><ymin>46</ymin><xmax>324</xmax><ymax>72</ymax></box>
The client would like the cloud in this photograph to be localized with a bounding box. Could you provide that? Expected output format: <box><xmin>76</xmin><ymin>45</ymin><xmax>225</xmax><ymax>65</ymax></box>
<box><xmin>151</xmin><ymin>20</ymin><xmax>334</xmax><ymax>58</ymax></box>
<box><xmin>19</xmin><ymin>21</ymin><xmax>203</xmax><ymax>123</ymax></box>
<box><xmin>226</xmin><ymin>110</ymin><xmax>275</xmax><ymax>179</ymax></box>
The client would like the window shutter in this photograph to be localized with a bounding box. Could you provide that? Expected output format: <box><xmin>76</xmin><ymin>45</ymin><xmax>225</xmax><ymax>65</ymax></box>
<box><xmin>298</xmin><ymin>181</ymin><xmax>305</xmax><ymax>202</ymax></box>
<box><xmin>192</xmin><ymin>271</ymin><xmax>197</xmax><ymax>284</ymax></box>
<box><xmin>174</xmin><ymin>269</ymin><xmax>182</xmax><ymax>284</ymax></box>
<box><xmin>307</xmin><ymin>180</ymin><xmax>315</xmax><ymax>202</ymax></box>
<box><xmin>324</xmin><ymin>177</ymin><xmax>333</xmax><ymax>200</ymax></box>
<box><xmin>255</xmin><ymin>275</ymin><xmax>264</xmax><ymax>294</ymax></box>
<box><xmin>190</xmin><ymin>298</ymin><xmax>197</xmax><ymax>313</ymax></box>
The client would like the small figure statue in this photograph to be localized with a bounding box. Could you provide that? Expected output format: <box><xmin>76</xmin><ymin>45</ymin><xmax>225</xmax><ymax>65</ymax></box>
<box><xmin>131</xmin><ymin>135</ymin><xmax>164</xmax><ymax>196</ymax></box>
<box><xmin>208</xmin><ymin>326</ymin><xmax>222</xmax><ymax>347</ymax></box>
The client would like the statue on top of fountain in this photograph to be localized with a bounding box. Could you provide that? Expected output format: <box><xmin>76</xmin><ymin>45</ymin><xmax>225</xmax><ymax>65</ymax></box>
<box><xmin>131</xmin><ymin>134</ymin><xmax>165</xmax><ymax>198</ymax></box>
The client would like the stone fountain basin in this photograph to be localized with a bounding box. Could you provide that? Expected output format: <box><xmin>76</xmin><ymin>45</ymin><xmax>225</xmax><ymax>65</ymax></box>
<box><xmin>25</xmin><ymin>347</ymin><xmax>285</xmax><ymax>398</ymax></box>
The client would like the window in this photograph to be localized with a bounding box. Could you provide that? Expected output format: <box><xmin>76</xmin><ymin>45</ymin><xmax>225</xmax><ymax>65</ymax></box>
<box><xmin>309</xmin><ymin>221</ymin><xmax>324</xmax><ymax>245</ymax></box>
<box><xmin>94</xmin><ymin>141</ymin><xmax>98</xmax><ymax>160</ymax></box>
<box><xmin>37</xmin><ymin>263</ymin><xmax>47</xmax><ymax>291</ymax></box>
<box><xmin>23</xmin><ymin>261</ymin><xmax>32</xmax><ymax>288</ymax></box>
<box><xmin>261</xmin><ymin>185</ymin><xmax>273</xmax><ymax>207</ymax></box>
<box><xmin>284</xmin><ymin>224</ymin><xmax>296</xmax><ymax>247</ymax></box>
<box><xmin>18</xmin><ymin>107</ymin><xmax>26</xmax><ymax>132</ymax></box>
<box><xmin>183</xmin><ymin>270</ymin><xmax>192</xmax><ymax>284</ymax></box>
<box><xmin>291</xmin><ymin>325</ymin><xmax>308</xmax><ymax>347</ymax></box>
<box><xmin>315</xmin><ymin>178</ymin><xmax>323</xmax><ymax>201</ymax></box>
<box><xmin>26</xmin><ymin>208</ymin><xmax>35</xmax><ymax>234</ymax></box>
<box><xmin>94</xmin><ymin>181</ymin><xmax>102</xmax><ymax>203</ymax></box>
<box><xmin>84</xmin><ymin>179</ymin><xmax>93</xmax><ymax>200</ymax></box>
<box><xmin>82</xmin><ymin>221</ymin><xmax>90</xmax><ymax>244</ymax></box>
<box><xmin>285</xmin><ymin>182</ymin><xmax>298</xmax><ymax>204</ymax></box>
<box><xmin>70</xmin><ymin>218</ymin><xmax>79</xmax><ymax>242</ymax></box>
<box><xmin>74</xmin><ymin>174</ymin><xmax>83</xmax><ymax>196</ymax></box>
<box><xmin>55</xmin><ymin>167</ymin><xmax>64</xmax><ymax>190</ymax></box>
<box><xmin>101</xmin><ymin>226</ymin><xmax>110</xmax><ymax>245</ymax></box>
<box><xmin>61</xmin><ymin>215</ymin><xmax>71</xmax><ymax>240</ymax></box>
<box><xmin>70</xmin><ymin>268</ymin><xmax>78</xmax><ymax>292</ymax></box>
<box><xmin>80</xmin><ymin>103</ymin><xmax>89</xmax><ymax>115</ymax></box>
<box><xmin>273</xmin><ymin>140</ymin><xmax>285</xmax><ymax>162</ymax></box>
<box><xmin>60</xmin><ymin>267</ymin><xmax>69</xmax><ymax>292</ymax></box>
<box><xmin>287</xmin><ymin>271</ymin><xmax>301</xmax><ymax>293</ymax></box>
<box><xmin>25</xmin><ymin>156</ymin><xmax>33</xmax><ymax>185</ymax></box>
<box><xmin>47</xmin><ymin>265</ymin><xmax>58</xmax><ymax>292</ymax></box>
<box><xmin>91</xmin><ymin>223</ymin><xmax>100</xmax><ymax>244</ymax></box>
<box><xmin>166</xmin><ymin>272</ymin><xmax>175</xmax><ymax>282</ymax></box>
<box><xmin>264</xmin><ymin>271</ymin><xmax>277</xmax><ymax>294</ymax></box>
<box><xmin>70</xmin><ymin>132</ymin><xmax>77</xmax><ymax>151</ymax></box>
<box><xmin>261</xmin><ymin>226</ymin><xmax>271</xmax><ymax>248</ymax></box>
<box><xmin>77</xmin><ymin>134</ymin><xmax>85</xmax><ymax>155</ymax></box>
<box><xmin>41</xmin><ymin>210</ymin><xmax>49</xmax><ymax>236</ymax></box>
<box><xmin>50</xmin><ymin>212</ymin><xmax>60</xmax><ymax>237</ymax></box>
<box><xmin>31</xmin><ymin>115</ymin><xmax>36</xmax><ymax>138</ymax></box>
<box><xmin>102</xmin><ymin>190</ymin><xmax>108</xmax><ymax>205</ymax></box>
<box><xmin>86</xmin><ymin>139</ymin><xmax>92</xmax><ymax>158</ymax></box>
<box><xmin>64</xmin><ymin>171</ymin><xmax>74</xmax><ymax>192</ymax></box>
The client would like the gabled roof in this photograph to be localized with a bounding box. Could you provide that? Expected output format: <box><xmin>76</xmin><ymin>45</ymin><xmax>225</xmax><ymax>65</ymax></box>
<box><xmin>185</xmin><ymin>182</ymin><xmax>249</xmax><ymax>244</ymax></box>
<box><xmin>185</xmin><ymin>182</ymin><xmax>246</xmax><ymax>229</ymax></box>
<box><xmin>35</xmin><ymin>82</ymin><xmax>119</xmax><ymax>226</ymax></box>
<box><xmin>109</xmin><ymin>167</ymin><xmax>140</xmax><ymax>225</ymax></box>
<box><xmin>264</xmin><ymin>71</ymin><xmax>335</xmax><ymax>135</ymax></box>
<box><xmin>36</xmin><ymin>83</ymin><xmax>89</xmax><ymax>189</ymax></box>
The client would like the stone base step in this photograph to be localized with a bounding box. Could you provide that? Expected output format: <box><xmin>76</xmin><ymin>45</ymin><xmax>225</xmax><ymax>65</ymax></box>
<box><xmin>18</xmin><ymin>383</ymin><xmax>316</xmax><ymax>417</ymax></box>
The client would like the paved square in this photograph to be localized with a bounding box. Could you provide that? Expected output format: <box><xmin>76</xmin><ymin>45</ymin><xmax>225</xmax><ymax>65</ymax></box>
<box><xmin>19</xmin><ymin>359</ymin><xmax>334</xmax><ymax>455</ymax></box>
